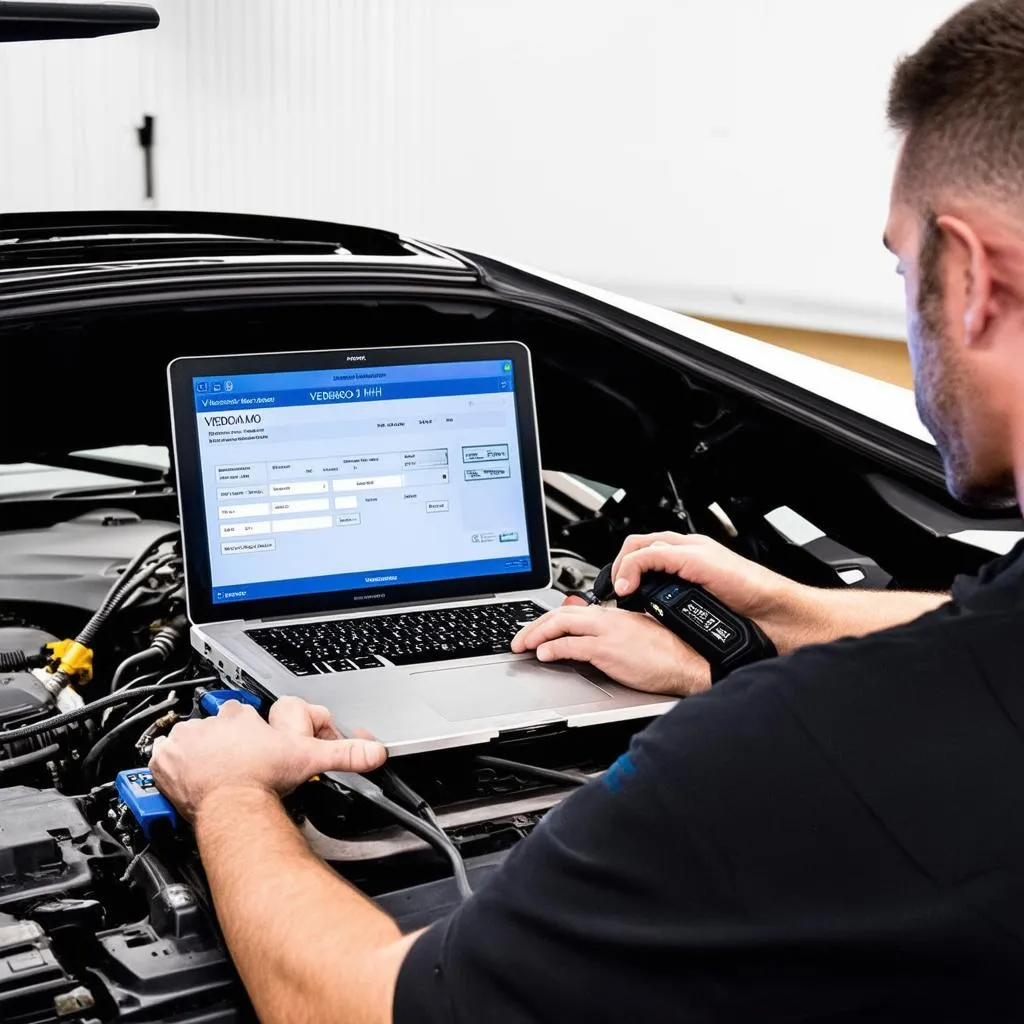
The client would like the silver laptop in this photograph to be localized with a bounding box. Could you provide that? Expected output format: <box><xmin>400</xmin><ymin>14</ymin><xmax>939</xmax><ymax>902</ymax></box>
<box><xmin>167</xmin><ymin>341</ymin><xmax>674</xmax><ymax>756</ymax></box>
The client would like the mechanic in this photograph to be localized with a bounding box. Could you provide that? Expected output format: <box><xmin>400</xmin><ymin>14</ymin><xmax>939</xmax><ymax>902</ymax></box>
<box><xmin>151</xmin><ymin>2</ymin><xmax>1024</xmax><ymax>1020</ymax></box>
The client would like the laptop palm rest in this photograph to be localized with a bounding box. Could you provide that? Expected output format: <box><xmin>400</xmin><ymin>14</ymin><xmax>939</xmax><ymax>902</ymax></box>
<box><xmin>411</xmin><ymin>662</ymin><xmax>611</xmax><ymax>722</ymax></box>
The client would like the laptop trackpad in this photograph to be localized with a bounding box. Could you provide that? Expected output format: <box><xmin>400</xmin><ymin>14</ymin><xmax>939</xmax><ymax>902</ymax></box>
<box><xmin>413</xmin><ymin>662</ymin><xmax>609</xmax><ymax>722</ymax></box>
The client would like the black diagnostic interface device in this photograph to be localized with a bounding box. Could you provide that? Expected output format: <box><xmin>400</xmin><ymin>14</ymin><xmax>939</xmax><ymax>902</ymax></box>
<box><xmin>589</xmin><ymin>564</ymin><xmax>777</xmax><ymax>683</ymax></box>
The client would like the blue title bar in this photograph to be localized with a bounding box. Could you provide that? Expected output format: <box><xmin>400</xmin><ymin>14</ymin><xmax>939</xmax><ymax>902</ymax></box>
<box><xmin>214</xmin><ymin>555</ymin><xmax>532</xmax><ymax>604</ymax></box>
<box><xmin>194</xmin><ymin>358</ymin><xmax>512</xmax><ymax>396</ymax></box>
<box><xmin>195</xmin><ymin>376</ymin><xmax>513</xmax><ymax>413</ymax></box>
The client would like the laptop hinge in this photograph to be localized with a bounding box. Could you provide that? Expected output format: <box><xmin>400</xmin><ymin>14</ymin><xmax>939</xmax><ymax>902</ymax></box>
<box><xmin>258</xmin><ymin>593</ymin><xmax>500</xmax><ymax>623</ymax></box>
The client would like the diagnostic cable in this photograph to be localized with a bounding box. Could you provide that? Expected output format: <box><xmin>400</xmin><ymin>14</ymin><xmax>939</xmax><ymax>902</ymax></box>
<box><xmin>322</xmin><ymin>769</ymin><xmax>474</xmax><ymax>902</ymax></box>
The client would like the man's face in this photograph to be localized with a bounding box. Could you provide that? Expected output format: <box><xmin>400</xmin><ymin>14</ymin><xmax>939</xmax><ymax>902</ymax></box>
<box><xmin>885</xmin><ymin>195</ymin><xmax>1016</xmax><ymax>507</ymax></box>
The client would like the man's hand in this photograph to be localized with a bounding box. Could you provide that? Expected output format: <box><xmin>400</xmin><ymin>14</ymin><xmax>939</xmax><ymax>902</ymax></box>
<box><xmin>610</xmin><ymin>533</ymin><xmax>806</xmax><ymax>651</ymax></box>
<box><xmin>171</xmin><ymin>697</ymin><xmax>410</xmax><ymax>1024</ymax></box>
<box><xmin>149</xmin><ymin>700</ymin><xmax>387</xmax><ymax>821</ymax></box>
<box><xmin>609</xmin><ymin>531</ymin><xmax>949</xmax><ymax>652</ymax></box>
<box><xmin>266</xmin><ymin>694</ymin><xmax>377</xmax><ymax>744</ymax></box>
<box><xmin>512</xmin><ymin>604</ymin><xmax>711</xmax><ymax>696</ymax></box>
<box><xmin>512</xmin><ymin>533</ymin><xmax>794</xmax><ymax>696</ymax></box>
<box><xmin>517</xmin><ymin>534</ymin><xmax>950</xmax><ymax>695</ymax></box>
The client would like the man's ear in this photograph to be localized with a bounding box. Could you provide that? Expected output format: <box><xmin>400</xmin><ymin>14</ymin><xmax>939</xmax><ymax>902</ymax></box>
<box><xmin>935</xmin><ymin>213</ymin><xmax>996</xmax><ymax>347</ymax></box>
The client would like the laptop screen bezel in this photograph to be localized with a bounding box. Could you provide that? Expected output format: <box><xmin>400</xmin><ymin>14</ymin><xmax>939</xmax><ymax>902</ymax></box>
<box><xmin>168</xmin><ymin>341</ymin><xmax>551</xmax><ymax>625</ymax></box>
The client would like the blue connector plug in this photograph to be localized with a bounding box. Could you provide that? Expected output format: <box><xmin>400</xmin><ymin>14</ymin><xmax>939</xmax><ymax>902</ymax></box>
<box><xmin>197</xmin><ymin>688</ymin><xmax>263</xmax><ymax>718</ymax></box>
<box><xmin>115</xmin><ymin>769</ymin><xmax>178</xmax><ymax>839</ymax></box>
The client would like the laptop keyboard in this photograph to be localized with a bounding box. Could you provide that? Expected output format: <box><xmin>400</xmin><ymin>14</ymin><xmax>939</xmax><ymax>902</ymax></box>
<box><xmin>245</xmin><ymin>601</ymin><xmax>546</xmax><ymax>676</ymax></box>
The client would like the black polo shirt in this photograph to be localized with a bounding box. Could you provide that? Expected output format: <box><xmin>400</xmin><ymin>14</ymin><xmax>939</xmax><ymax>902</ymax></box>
<box><xmin>394</xmin><ymin>543</ymin><xmax>1024</xmax><ymax>1022</ymax></box>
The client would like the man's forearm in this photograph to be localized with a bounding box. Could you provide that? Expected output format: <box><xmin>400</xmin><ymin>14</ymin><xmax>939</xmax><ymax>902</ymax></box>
<box><xmin>777</xmin><ymin>584</ymin><xmax>949</xmax><ymax>651</ymax></box>
<box><xmin>194</xmin><ymin>786</ymin><xmax>414</xmax><ymax>1024</ymax></box>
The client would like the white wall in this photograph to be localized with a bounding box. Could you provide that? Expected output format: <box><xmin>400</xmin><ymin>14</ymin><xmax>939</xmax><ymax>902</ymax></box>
<box><xmin>0</xmin><ymin>0</ymin><xmax>966</xmax><ymax>338</ymax></box>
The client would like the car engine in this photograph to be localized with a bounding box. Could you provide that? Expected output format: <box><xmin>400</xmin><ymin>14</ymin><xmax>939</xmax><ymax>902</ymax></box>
<box><xmin>0</xmin><ymin>435</ymin><xmax>1002</xmax><ymax>1023</ymax></box>
<box><xmin>0</xmin><ymin>506</ymin><xmax>638</xmax><ymax>1023</ymax></box>
<box><xmin>0</xmin><ymin>513</ymin><xmax>245</xmax><ymax>1021</ymax></box>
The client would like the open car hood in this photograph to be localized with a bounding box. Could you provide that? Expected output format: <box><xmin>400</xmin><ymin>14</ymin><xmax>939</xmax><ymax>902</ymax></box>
<box><xmin>0</xmin><ymin>1</ymin><xmax>158</xmax><ymax>42</ymax></box>
<box><xmin>6</xmin><ymin>206</ymin><xmax>997</xmax><ymax>562</ymax></box>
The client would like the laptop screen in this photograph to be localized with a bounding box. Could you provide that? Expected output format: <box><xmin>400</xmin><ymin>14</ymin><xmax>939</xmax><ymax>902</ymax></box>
<box><xmin>189</xmin><ymin>356</ymin><xmax>534</xmax><ymax>607</ymax></box>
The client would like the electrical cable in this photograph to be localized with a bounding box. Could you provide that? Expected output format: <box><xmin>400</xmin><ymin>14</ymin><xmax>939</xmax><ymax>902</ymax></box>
<box><xmin>103</xmin><ymin>623</ymin><xmax>187</xmax><ymax>728</ymax></box>
<box><xmin>40</xmin><ymin>534</ymin><xmax>181</xmax><ymax>692</ymax></box>
<box><xmin>99</xmin><ymin>545</ymin><xmax>180</xmax><ymax>617</ymax></box>
<box><xmin>76</xmin><ymin>531</ymin><xmax>180</xmax><ymax>649</ymax></box>
<box><xmin>99</xmin><ymin>555</ymin><xmax>180</xmax><ymax>621</ymax></box>
<box><xmin>108</xmin><ymin>663</ymin><xmax>188</xmax><ymax>717</ymax></box>
<box><xmin>419</xmin><ymin>803</ymin><xmax>446</xmax><ymax>835</ymax></box>
<box><xmin>153</xmin><ymin>665</ymin><xmax>189</xmax><ymax>688</ymax></box>
<box><xmin>375</xmin><ymin>764</ymin><xmax>431</xmax><ymax>816</ymax></box>
<box><xmin>376</xmin><ymin>768</ymin><xmax>459</xmax><ymax>862</ymax></box>
<box><xmin>81</xmin><ymin>696</ymin><xmax>180</xmax><ymax>785</ymax></box>
<box><xmin>475</xmin><ymin>754</ymin><xmax>591</xmax><ymax>788</ymax></box>
<box><xmin>0</xmin><ymin>677</ymin><xmax>214</xmax><ymax>744</ymax></box>
<box><xmin>134</xmin><ymin>703</ymin><xmax>181</xmax><ymax>758</ymax></box>
<box><xmin>374</xmin><ymin>766</ymin><xmax>465</xmax><ymax>871</ymax></box>
<box><xmin>101</xmin><ymin>669</ymin><xmax>165</xmax><ymax>729</ymax></box>
<box><xmin>116</xmin><ymin>557</ymin><xmax>183</xmax><ymax>611</ymax></box>
<box><xmin>20</xmin><ymin>533</ymin><xmax>182</xmax><ymax>701</ymax></box>
<box><xmin>119</xmin><ymin>667</ymin><xmax>176</xmax><ymax>695</ymax></box>
<box><xmin>323</xmin><ymin>770</ymin><xmax>473</xmax><ymax>902</ymax></box>
<box><xmin>109</xmin><ymin>648</ymin><xmax>164</xmax><ymax>692</ymax></box>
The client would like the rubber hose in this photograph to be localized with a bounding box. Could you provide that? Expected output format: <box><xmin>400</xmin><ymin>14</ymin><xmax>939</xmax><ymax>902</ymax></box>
<box><xmin>0</xmin><ymin>650</ymin><xmax>30</xmax><ymax>673</ymax></box>
<box><xmin>0</xmin><ymin>677</ymin><xmax>214</xmax><ymax>744</ymax></box>
<box><xmin>0</xmin><ymin>742</ymin><xmax>61</xmax><ymax>773</ymax></box>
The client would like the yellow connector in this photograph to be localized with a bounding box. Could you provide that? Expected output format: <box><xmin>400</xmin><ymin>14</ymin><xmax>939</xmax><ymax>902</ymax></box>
<box><xmin>46</xmin><ymin>639</ymin><xmax>94</xmax><ymax>684</ymax></box>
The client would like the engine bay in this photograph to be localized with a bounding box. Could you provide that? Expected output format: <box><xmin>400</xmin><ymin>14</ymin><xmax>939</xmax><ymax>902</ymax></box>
<box><xmin>0</xmin><ymin>515</ymin><xmax>652</xmax><ymax>1023</ymax></box>
<box><xmin>0</xmin><ymin>294</ymin><xmax>1008</xmax><ymax>1021</ymax></box>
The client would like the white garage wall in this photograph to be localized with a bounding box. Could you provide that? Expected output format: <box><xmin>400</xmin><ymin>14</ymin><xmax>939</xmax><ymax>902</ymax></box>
<box><xmin>0</xmin><ymin>29</ymin><xmax>156</xmax><ymax>208</ymax></box>
<box><xmin>0</xmin><ymin>0</ymin><xmax>965</xmax><ymax>337</ymax></box>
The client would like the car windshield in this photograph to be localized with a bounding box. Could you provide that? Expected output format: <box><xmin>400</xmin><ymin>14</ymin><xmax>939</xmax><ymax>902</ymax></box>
<box><xmin>0</xmin><ymin>445</ymin><xmax>170</xmax><ymax>496</ymax></box>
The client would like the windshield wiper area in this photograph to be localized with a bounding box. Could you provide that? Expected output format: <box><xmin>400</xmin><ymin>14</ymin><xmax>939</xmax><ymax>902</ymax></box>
<box><xmin>0</xmin><ymin>210</ymin><xmax>410</xmax><ymax>266</ymax></box>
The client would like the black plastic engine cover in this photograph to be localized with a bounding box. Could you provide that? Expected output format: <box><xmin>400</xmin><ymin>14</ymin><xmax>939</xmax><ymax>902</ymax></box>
<box><xmin>0</xmin><ymin>786</ymin><xmax>126</xmax><ymax>912</ymax></box>
<box><xmin>80</xmin><ymin>850</ymin><xmax>247</xmax><ymax>1020</ymax></box>
<box><xmin>88</xmin><ymin>920</ymin><xmax>243</xmax><ymax>1023</ymax></box>
<box><xmin>0</xmin><ymin>670</ymin><xmax>52</xmax><ymax>727</ymax></box>
<box><xmin>0</xmin><ymin>913</ymin><xmax>96</xmax><ymax>1023</ymax></box>
<box><xmin>0</xmin><ymin>790</ymin><xmax>245</xmax><ymax>1020</ymax></box>
<box><xmin>0</xmin><ymin>511</ymin><xmax>178</xmax><ymax>618</ymax></box>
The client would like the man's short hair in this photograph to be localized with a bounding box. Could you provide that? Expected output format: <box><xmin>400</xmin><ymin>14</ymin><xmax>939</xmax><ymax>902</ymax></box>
<box><xmin>888</xmin><ymin>0</ymin><xmax>1024</xmax><ymax>206</ymax></box>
